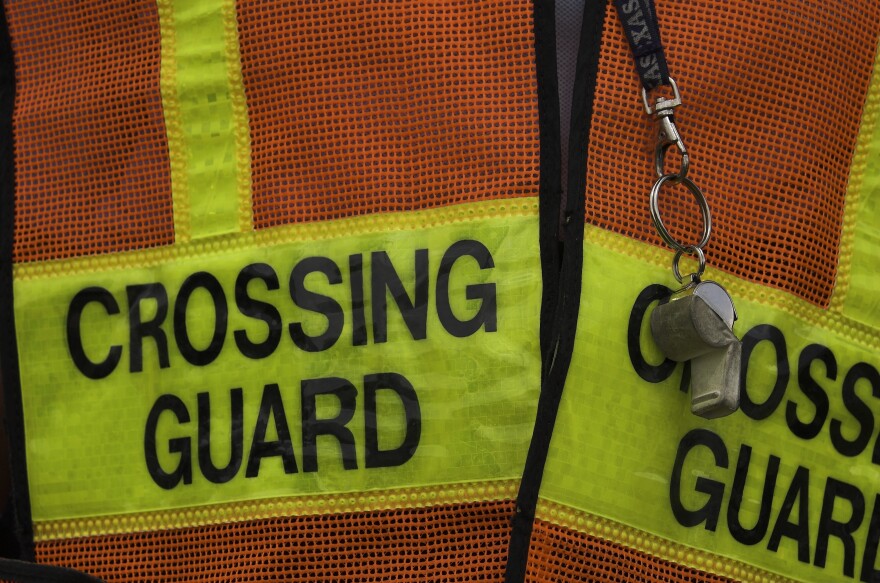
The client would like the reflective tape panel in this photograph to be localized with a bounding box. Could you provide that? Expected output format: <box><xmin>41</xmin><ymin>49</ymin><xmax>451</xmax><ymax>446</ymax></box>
<box><xmin>157</xmin><ymin>0</ymin><xmax>253</xmax><ymax>240</ymax></box>
<box><xmin>17</xmin><ymin>204</ymin><xmax>541</xmax><ymax>522</ymax></box>
<box><xmin>840</xmin><ymin>44</ymin><xmax>880</xmax><ymax>329</ymax></box>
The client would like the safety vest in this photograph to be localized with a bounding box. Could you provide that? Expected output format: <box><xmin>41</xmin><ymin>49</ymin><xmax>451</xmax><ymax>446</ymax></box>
<box><xmin>0</xmin><ymin>1</ymin><xmax>878</xmax><ymax>582</ymax></box>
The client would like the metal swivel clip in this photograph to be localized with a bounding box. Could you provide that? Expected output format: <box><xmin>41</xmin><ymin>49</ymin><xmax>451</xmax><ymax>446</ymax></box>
<box><xmin>642</xmin><ymin>77</ymin><xmax>689</xmax><ymax>181</ymax></box>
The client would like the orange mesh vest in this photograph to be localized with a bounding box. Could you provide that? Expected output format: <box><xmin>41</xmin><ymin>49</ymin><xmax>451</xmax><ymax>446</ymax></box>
<box><xmin>1</xmin><ymin>2</ymin><xmax>880</xmax><ymax>582</ymax></box>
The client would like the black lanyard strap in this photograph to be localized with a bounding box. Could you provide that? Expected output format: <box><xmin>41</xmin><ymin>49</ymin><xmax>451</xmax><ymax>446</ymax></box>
<box><xmin>613</xmin><ymin>0</ymin><xmax>670</xmax><ymax>90</ymax></box>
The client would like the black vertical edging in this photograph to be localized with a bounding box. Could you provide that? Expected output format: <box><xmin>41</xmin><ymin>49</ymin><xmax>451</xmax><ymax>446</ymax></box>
<box><xmin>504</xmin><ymin>1</ymin><xmax>607</xmax><ymax>581</ymax></box>
<box><xmin>0</xmin><ymin>1</ymin><xmax>34</xmax><ymax>562</ymax></box>
<box><xmin>535</xmin><ymin>0</ymin><xmax>563</xmax><ymax>376</ymax></box>
<box><xmin>0</xmin><ymin>559</ymin><xmax>106</xmax><ymax>583</ymax></box>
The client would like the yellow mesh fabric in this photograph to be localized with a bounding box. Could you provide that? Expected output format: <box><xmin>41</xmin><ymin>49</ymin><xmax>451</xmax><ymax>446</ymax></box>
<box><xmin>6</xmin><ymin>0</ymin><xmax>174</xmax><ymax>263</ymax></box>
<box><xmin>584</xmin><ymin>0</ymin><xmax>880</xmax><ymax>307</ymax></box>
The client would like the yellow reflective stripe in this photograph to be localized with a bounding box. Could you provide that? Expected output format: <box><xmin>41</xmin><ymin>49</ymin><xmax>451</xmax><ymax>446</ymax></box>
<box><xmin>541</xmin><ymin>229</ymin><xmax>880</xmax><ymax>583</ymax></box>
<box><xmin>157</xmin><ymin>0</ymin><xmax>189</xmax><ymax>240</ymax></box>
<box><xmin>587</xmin><ymin>226</ymin><xmax>880</xmax><ymax>352</ymax></box>
<box><xmin>33</xmin><ymin>479</ymin><xmax>517</xmax><ymax>541</ymax></box>
<box><xmin>838</xmin><ymin>39</ymin><xmax>880</xmax><ymax>327</ymax></box>
<box><xmin>158</xmin><ymin>0</ymin><xmax>252</xmax><ymax>241</ymax></box>
<box><xmin>534</xmin><ymin>501</ymin><xmax>797</xmax><ymax>583</ymax></box>
<box><xmin>220</xmin><ymin>0</ymin><xmax>254</xmax><ymax>234</ymax></box>
<box><xmin>16</xmin><ymin>205</ymin><xmax>540</xmax><ymax>522</ymax></box>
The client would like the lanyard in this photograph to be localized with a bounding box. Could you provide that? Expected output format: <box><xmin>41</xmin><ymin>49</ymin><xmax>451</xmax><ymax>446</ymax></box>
<box><xmin>615</xmin><ymin>0</ymin><xmax>711</xmax><ymax>284</ymax></box>
<box><xmin>615</xmin><ymin>0</ymin><xmax>687</xmax><ymax>181</ymax></box>
<box><xmin>613</xmin><ymin>0</ymin><xmax>669</xmax><ymax>90</ymax></box>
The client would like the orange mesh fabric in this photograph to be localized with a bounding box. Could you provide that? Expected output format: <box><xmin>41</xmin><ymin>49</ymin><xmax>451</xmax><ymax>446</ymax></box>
<box><xmin>525</xmin><ymin>520</ymin><xmax>735</xmax><ymax>583</ymax></box>
<box><xmin>235</xmin><ymin>0</ymin><xmax>540</xmax><ymax>229</ymax></box>
<box><xmin>35</xmin><ymin>501</ymin><xmax>515</xmax><ymax>582</ymax></box>
<box><xmin>6</xmin><ymin>0</ymin><xmax>173</xmax><ymax>263</ymax></box>
<box><xmin>586</xmin><ymin>0</ymin><xmax>880</xmax><ymax>306</ymax></box>
<box><xmin>32</xmin><ymin>507</ymin><xmax>746</xmax><ymax>583</ymax></box>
